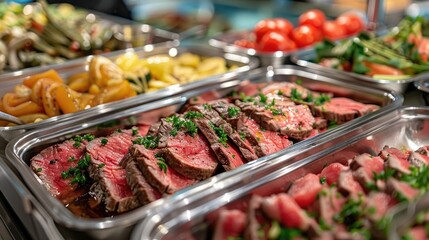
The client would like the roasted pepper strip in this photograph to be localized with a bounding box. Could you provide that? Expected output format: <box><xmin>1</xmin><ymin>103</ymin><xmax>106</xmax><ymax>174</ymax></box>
<box><xmin>31</xmin><ymin>78</ymin><xmax>59</xmax><ymax>105</ymax></box>
<box><xmin>67</xmin><ymin>72</ymin><xmax>90</xmax><ymax>92</ymax></box>
<box><xmin>94</xmin><ymin>81</ymin><xmax>131</xmax><ymax>104</ymax></box>
<box><xmin>2</xmin><ymin>93</ymin><xmax>30</xmax><ymax>107</ymax></box>
<box><xmin>41</xmin><ymin>82</ymin><xmax>61</xmax><ymax>117</ymax></box>
<box><xmin>2</xmin><ymin>93</ymin><xmax>43</xmax><ymax>117</ymax></box>
<box><xmin>54</xmin><ymin>85</ymin><xmax>79</xmax><ymax>114</ymax></box>
<box><xmin>23</xmin><ymin>69</ymin><xmax>63</xmax><ymax>88</ymax></box>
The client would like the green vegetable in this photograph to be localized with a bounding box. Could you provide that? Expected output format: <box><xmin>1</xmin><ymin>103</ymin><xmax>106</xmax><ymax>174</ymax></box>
<box><xmin>227</xmin><ymin>107</ymin><xmax>240</xmax><ymax>118</ymax></box>
<box><xmin>101</xmin><ymin>138</ymin><xmax>108</xmax><ymax>146</ymax></box>
<box><xmin>210</xmin><ymin>123</ymin><xmax>228</xmax><ymax>147</ymax></box>
<box><xmin>132</xmin><ymin>135</ymin><xmax>159</xmax><ymax>149</ymax></box>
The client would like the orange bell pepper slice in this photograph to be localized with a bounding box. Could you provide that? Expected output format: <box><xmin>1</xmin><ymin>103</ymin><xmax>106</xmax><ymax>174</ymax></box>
<box><xmin>54</xmin><ymin>85</ymin><xmax>79</xmax><ymax>114</ymax></box>
<box><xmin>2</xmin><ymin>93</ymin><xmax>44</xmax><ymax>117</ymax></box>
<box><xmin>94</xmin><ymin>81</ymin><xmax>131</xmax><ymax>105</ymax></box>
<box><xmin>41</xmin><ymin>82</ymin><xmax>61</xmax><ymax>117</ymax></box>
<box><xmin>23</xmin><ymin>69</ymin><xmax>64</xmax><ymax>88</ymax></box>
<box><xmin>31</xmin><ymin>78</ymin><xmax>60</xmax><ymax>105</ymax></box>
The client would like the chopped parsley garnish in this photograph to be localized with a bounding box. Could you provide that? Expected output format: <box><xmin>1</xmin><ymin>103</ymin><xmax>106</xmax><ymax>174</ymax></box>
<box><xmin>258</xmin><ymin>93</ymin><xmax>268</xmax><ymax>103</ymax></box>
<box><xmin>184</xmin><ymin>111</ymin><xmax>204</xmax><ymax>120</ymax></box>
<box><xmin>320</xmin><ymin>176</ymin><xmax>326</xmax><ymax>184</ymax></box>
<box><xmin>314</xmin><ymin>94</ymin><xmax>331</xmax><ymax>106</ymax></box>
<box><xmin>155</xmin><ymin>153</ymin><xmax>168</xmax><ymax>173</ymax></box>
<box><xmin>132</xmin><ymin>135</ymin><xmax>159</xmax><ymax>149</ymax></box>
<box><xmin>36</xmin><ymin>168</ymin><xmax>42</xmax><ymax>172</ymax></box>
<box><xmin>68</xmin><ymin>156</ymin><xmax>75</xmax><ymax>162</ymax></box>
<box><xmin>401</xmin><ymin>165</ymin><xmax>429</xmax><ymax>192</ymax></box>
<box><xmin>239</xmin><ymin>92</ymin><xmax>254</xmax><ymax>102</ymax></box>
<box><xmin>98</xmin><ymin>163</ymin><xmax>106</xmax><ymax>168</ymax></box>
<box><xmin>333</xmin><ymin>196</ymin><xmax>369</xmax><ymax>236</ymax></box>
<box><xmin>101</xmin><ymin>138</ymin><xmax>108</xmax><ymax>146</ymax></box>
<box><xmin>227</xmin><ymin>107</ymin><xmax>240</xmax><ymax>118</ymax></box>
<box><xmin>296</xmin><ymin>79</ymin><xmax>303</xmax><ymax>85</ymax></box>
<box><xmin>61</xmin><ymin>153</ymin><xmax>91</xmax><ymax>185</ymax></box>
<box><xmin>203</xmin><ymin>103</ymin><xmax>212</xmax><ymax>110</ymax></box>
<box><xmin>166</xmin><ymin>115</ymin><xmax>199</xmax><ymax>137</ymax></box>
<box><xmin>239</xmin><ymin>132</ymin><xmax>246</xmax><ymax>140</ymax></box>
<box><xmin>277</xmin><ymin>90</ymin><xmax>284</xmax><ymax>96</ymax></box>
<box><xmin>72</xmin><ymin>134</ymin><xmax>95</xmax><ymax>148</ymax></box>
<box><xmin>232</xmin><ymin>154</ymin><xmax>236</xmax><ymax>159</ymax></box>
<box><xmin>132</xmin><ymin>127</ymin><xmax>138</xmax><ymax>136</ymax></box>
<box><xmin>328</xmin><ymin>120</ymin><xmax>338</xmax><ymax>129</ymax></box>
<box><xmin>373</xmin><ymin>168</ymin><xmax>397</xmax><ymax>181</ymax></box>
<box><xmin>290</xmin><ymin>88</ymin><xmax>302</xmax><ymax>101</ymax></box>
<box><xmin>210</xmin><ymin>123</ymin><xmax>228</xmax><ymax>147</ymax></box>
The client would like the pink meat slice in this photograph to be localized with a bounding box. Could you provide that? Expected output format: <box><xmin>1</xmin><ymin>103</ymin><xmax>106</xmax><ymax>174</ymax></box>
<box><xmin>365</xmin><ymin>192</ymin><xmax>397</xmax><ymax>221</ymax></box>
<box><xmin>30</xmin><ymin>139</ymin><xmax>88</xmax><ymax>202</ymax></box>
<box><xmin>241</xmin><ymin>116</ymin><xmax>292</xmax><ymax>156</ymax></box>
<box><xmin>131</xmin><ymin>145</ymin><xmax>197</xmax><ymax>194</ymax></box>
<box><xmin>212</xmin><ymin>209</ymin><xmax>246</xmax><ymax>240</ymax></box>
<box><xmin>338</xmin><ymin>170</ymin><xmax>364</xmax><ymax>197</ymax></box>
<box><xmin>320</xmin><ymin>163</ymin><xmax>349</xmax><ymax>185</ymax></box>
<box><xmin>288</xmin><ymin>173</ymin><xmax>323</xmax><ymax>208</ymax></box>
<box><xmin>274</xmin><ymin>105</ymin><xmax>315</xmax><ymax>140</ymax></box>
<box><xmin>351</xmin><ymin>153</ymin><xmax>384</xmax><ymax>179</ymax></box>
<box><xmin>261</xmin><ymin>193</ymin><xmax>310</xmax><ymax>230</ymax></box>
<box><xmin>87</xmin><ymin>130</ymin><xmax>138</xmax><ymax>212</ymax></box>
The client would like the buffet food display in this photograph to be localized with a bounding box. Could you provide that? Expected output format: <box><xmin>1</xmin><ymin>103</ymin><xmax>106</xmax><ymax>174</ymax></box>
<box><xmin>134</xmin><ymin>107</ymin><xmax>429</xmax><ymax>240</ymax></box>
<box><xmin>1</xmin><ymin>1</ymin><xmax>428</xmax><ymax>240</ymax></box>
<box><xmin>5</xmin><ymin>66</ymin><xmax>400</xmax><ymax>239</ymax></box>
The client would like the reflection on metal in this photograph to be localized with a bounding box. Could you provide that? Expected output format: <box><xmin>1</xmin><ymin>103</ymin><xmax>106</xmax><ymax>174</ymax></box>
<box><xmin>366</xmin><ymin>0</ymin><xmax>385</xmax><ymax>31</ymax></box>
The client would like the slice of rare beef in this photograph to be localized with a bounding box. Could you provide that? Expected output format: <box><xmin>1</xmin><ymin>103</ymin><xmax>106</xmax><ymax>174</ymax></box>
<box><xmin>188</xmin><ymin>104</ymin><xmax>258</xmax><ymax>161</ymax></box>
<box><xmin>211</xmin><ymin>100</ymin><xmax>292</xmax><ymax>157</ymax></box>
<box><xmin>127</xmin><ymin>144</ymin><xmax>197</xmax><ymax>194</ymax></box>
<box><xmin>30</xmin><ymin>138</ymin><xmax>89</xmax><ymax>203</ymax></box>
<box><xmin>191</xmin><ymin>116</ymin><xmax>246</xmax><ymax>171</ymax></box>
<box><xmin>235</xmin><ymin>99</ymin><xmax>315</xmax><ymax>140</ymax></box>
<box><xmin>121</xmin><ymin>151</ymin><xmax>162</xmax><ymax>205</ymax></box>
<box><xmin>157</xmin><ymin>117</ymin><xmax>219</xmax><ymax>179</ymax></box>
<box><xmin>87</xmin><ymin>130</ymin><xmax>140</xmax><ymax>212</ymax></box>
<box><xmin>312</xmin><ymin>97</ymin><xmax>375</xmax><ymax>124</ymax></box>
<box><xmin>212</xmin><ymin>209</ymin><xmax>246</xmax><ymax>240</ymax></box>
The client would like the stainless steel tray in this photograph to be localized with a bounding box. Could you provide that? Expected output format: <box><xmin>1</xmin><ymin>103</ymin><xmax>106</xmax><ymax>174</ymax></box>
<box><xmin>5</xmin><ymin>65</ymin><xmax>402</xmax><ymax>239</ymax></box>
<box><xmin>0</xmin><ymin>44</ymin><xmax>257</xmax><ymax>141</ymax></box>
<box><xmin>209</xmin><ymin>30</ymin><xmax>314</xmax><ymax>67</ymax></box>
<box><xmin>133</xmin><ymin>106</ymin><xmax>429</xmax><ymax>240</ymax></box>
<box><xmin>291</xmin><ymin>49</ymin><xmax>419</xmax><ymax>93</ymax></box>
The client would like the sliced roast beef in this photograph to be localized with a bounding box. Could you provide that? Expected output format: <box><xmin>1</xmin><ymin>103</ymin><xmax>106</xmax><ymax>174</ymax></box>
<box><xmin>338</xmin><ymin>170</ymin><xmax>364</xmax><ymax>198</ymax></box>
<box><xmin>30</xmin><ymin>138</ymin><xmax>89</xmax><ymax>203</ymax></box>
<box><xmin>350</xmin><ymin>154</ymin><xmax>384</xmax><ymax>187</ymax></box>
<box><xmin>127</xmin><ymin>145</ymin><xmax>196</xmax><ymax>194</ymax></box>
<box><xmin>187</xmin><ymin>104</ymin><xmax>258</xmax><ymax>161</ymax></box>
<box><xmin>236</xmin><ymin>99</ymin><xmax>315</xmax><ymax>140</ymax></box>
<box><xmin>121</xmin><ymin>151</ymin><xmax>162</xmax><ymax>205</ymax></box>
<box><xmin>261</xmin><ymin>82</ymin><xmax>315</xmax><ymax>100</ymax></box>
<box><xmin>157</xmin><ymin>117</ymin><xmax>219</xmax><ymax>179</ymax></box>
<box><xmin>379</xmin><ymin>145</ymin><xmax>410</xmax><ymax>161</ymax></box>
<box><xmin>244</xmin><ymin>195</ymin><xmax>264</xmax><ymax>240</ymax></box>
<box><xmin>87</xmin><ymin>130</ymin><xmax>140</xmax><ymax>212</ymax></box>
<box><xmin>365</xmin><ymin>192</ymin><xmax>396</xmax><ymax>222</ymax></box>
<box><xmin>408</xmin><ymin>151</ymin><xmax>429</xmax><ymax>167</ymax></box>
<box><xmin>385</xmin><ymin>154</ymin><xmax>411</xmax><ymax>174</ymax></box>
<box><xmin>288</xmin><ymin>173</ymin><xmax>323</xmax><ymax>208</ymax></box>
<box><xmin>192</xmin><ymin>116</ymin><xmax>246</xmax><ymax>171</ymax></box>
<box><xmin>314</xmin><ymin>186</ymin><xmax>345</xmax><ymax>226</ymax></box>
<box><xmin>212</xmin><ymin>209</ymin><xmax>246</xmax><ymax>240</ymax></box>
<box><xmin>313</xmin><ymin>117</ymin><xmax>328</xmax><ymax>130</ymax></box>
<box><xmin>210</xmin><ymin>100</ymin><xmax>292</xmax><ymax>157</ymax></box>
<box><xmin>312</xmin><ymin>97</ymin><xmax>375</xmax><ymax>123</ymax></box>
<box><xmin>386</xmin><ymin>178</ymin><xmax>419</xmax><ymax>202</ymax></box>
<box><xmin>261</xmin><ymin>193</ymin><xmax>310</xmax><ymax>230</ymax></box>
<box><xmin>319</xmin><ymin>162</ymin><xmax>349</xmax><ymax>185</ymax></box>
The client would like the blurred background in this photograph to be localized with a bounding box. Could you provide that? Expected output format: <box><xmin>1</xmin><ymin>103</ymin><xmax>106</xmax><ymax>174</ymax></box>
<box><xmin>7</xmin><ymin>0</ymin><xmax>417</xmax><ymax>37</ymax></box>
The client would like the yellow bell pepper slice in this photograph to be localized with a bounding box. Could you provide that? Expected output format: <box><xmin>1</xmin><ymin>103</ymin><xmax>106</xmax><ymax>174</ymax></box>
<box><xmin>2</xmin><ymin>93</ymin><xmax>44</xmax><ymax>117</ymax></box>
<box><xmin>41</xmin><ymin>82</ymin><xmax>61</xmax><ymax>117</ymax></box>
<box><xmin>54</xmin><ymin>85</ymin><xmax>79</xmax><ymax>114</ymax></box>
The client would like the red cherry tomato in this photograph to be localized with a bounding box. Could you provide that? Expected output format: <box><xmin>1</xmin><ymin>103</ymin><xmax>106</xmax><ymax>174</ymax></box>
<box><xmin>336</xmin><ymin>12</ymin><xmax>365</xmax><ymax>35</ymax></box>
<box><xmin>291</xmin><ymin>25</ymin><xmax>322</xmax><ymax>48</ymax></box>
<box><xmin>254</xmin><ymin>18</ymin><xmax>294</xmax><ymax>42</ymax></box>
<box><xmin>259</xmin><ymin>31</ymin><xmax>296</xmax><ymax>52</ymax></box>
<box><xmin>299</xmin><ymin>9</ymin><xmax>326</xmax><ymax>29</ymax></box>
<box><xmin>322</xmin><ymin>21</ymin><xmax>347</xmax><ymax>41</ymax></box>
<box><xmin>234</xmin><ymin>39</ymin><xmax>257</xmax><ymax>49</ymax></box>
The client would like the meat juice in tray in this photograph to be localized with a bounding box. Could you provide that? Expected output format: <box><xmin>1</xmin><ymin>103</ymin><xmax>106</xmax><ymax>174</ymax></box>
<box><xmin>133</xmin><ymin>106</ymin><xmax>429</xmax><ymax>240</ymax></box>
<box><xmin>5</xmin><ymin>66</ymin><xmax>401</xmax><ymax>239</ymax></box>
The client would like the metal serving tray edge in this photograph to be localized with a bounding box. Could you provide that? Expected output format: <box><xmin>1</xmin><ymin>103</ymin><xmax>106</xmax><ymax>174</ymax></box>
<box><xmin>291</xmin><ymin>49</ymin><xmax>420</xmax><ymax>93</ymax></box>
<box><xmin>0</xmin><ymin>43</ymin><xmax>258</xmax><ymax>142</ymax></box>
<box><xmin>133</xmin><ymin>106</ymin><xmax>429</xmax><ymax>240</ymax></box>
<box><xmin>5</xmin><ymin>65</ymin><xmax>402</xmax><ymax>239</ymax></box>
